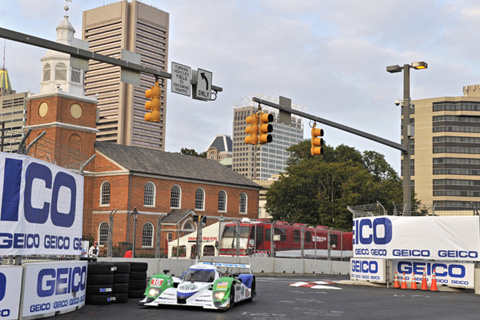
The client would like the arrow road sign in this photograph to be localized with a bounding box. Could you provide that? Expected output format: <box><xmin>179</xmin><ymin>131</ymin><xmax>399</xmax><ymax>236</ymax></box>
<box><xmin>193</xmin><ymin>68</ymin><xmax>212</xmax><ymax>101</ymax></box>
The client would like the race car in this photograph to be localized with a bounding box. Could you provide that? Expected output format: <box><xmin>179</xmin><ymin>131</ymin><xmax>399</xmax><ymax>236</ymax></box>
<box><xmin>139</xmin><ymin>262</ymin><xmax>256</xmax><ymax>310</ymax></box>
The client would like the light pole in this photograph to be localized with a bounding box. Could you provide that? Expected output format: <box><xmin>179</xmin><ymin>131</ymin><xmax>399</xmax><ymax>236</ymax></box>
<box><xmin>387</xmin><ymin>61</ymin><xmax>428</xmax><ymax>216</ymax></box>
<box><xmin>131</xmin><ymin>207</ymin><xmax>139</xmax><ymax>258</ymax></box>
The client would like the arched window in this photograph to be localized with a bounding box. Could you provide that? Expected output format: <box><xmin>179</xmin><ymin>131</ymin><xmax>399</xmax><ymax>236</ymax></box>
<box><xmin>195</xmin><ymin>187</ymin><xmax>205</xmax><ymax>211</ymax></box>
<box><xmin>98</xmin><ymin>222</ymin><xmax>109</xmax><ymax>246</ymax></box>
<box><xmin>43</xmin><ymin>63</ymin><xmax>51</xmax><ymax>81</ymax></box>
<box><xmin>182</xmin><ymin>221</ymin><xmax>195</xmax><ymax>236</ymax></box>
<box><xmin>142</xmin><ymin>222</ymin><xmax>154</xmax><ymax>247</ymax></box>
<box><xmin>144</xmin><ymin>181</ymin><xmax>155</xmax><ymax>207</ymax></box>
<box><xmin>100</xmin><ymin>181</ymin><xmax>111</xmax><ymax>206</ymax></box>
<box><xmin>218</xmin><ymin>190</ymin><xmax>227</xmax><ymax>212</ymax></box>
<box><xmin>170</xmin><ymin>185</ymin><xmax>181</xmax><ymax>209</ymax></box>
<box><xmin>239</xmin><ymin>192</ymin><xmax>247</xmax><ymax>214</ymax></box>
<box><xmin>55</xmin><ymin>63</ymin><xmax>67</xmax><ymax>81</ymax></box>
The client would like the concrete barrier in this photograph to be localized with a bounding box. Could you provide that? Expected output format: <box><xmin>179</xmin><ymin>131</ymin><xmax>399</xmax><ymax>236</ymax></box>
<box><xmin>98</xmin><ymin>257</ymin><xmax>350</xmax><ymax>277</ymax></box>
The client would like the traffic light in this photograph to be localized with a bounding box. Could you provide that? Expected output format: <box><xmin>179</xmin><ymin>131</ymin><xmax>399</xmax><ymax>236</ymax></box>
<box><xmin>311</xmin><ymin>123</ymin><xmax>324</xmax><ymax>155</ymax></box>
<box><xmin>259</xmin><ymin>112</ymin><xmax>274</xmax><ymax>144</ymax></box>
<box><xmin>245</xmin><ymin>113</ymin><xmax>259</xmax><ymax>145</ymax></box>
<box><xmin>144</xmin><ymin>81</ymin><xmax>161</xmax><ymax>122</ymax></box>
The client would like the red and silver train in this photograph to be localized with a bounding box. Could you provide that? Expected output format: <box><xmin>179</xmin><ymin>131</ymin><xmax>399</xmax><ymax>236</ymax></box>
<box><xmin>219</xmin><ymin>219</ymin><xmax>353</xmax><ymax>259</ymax></box>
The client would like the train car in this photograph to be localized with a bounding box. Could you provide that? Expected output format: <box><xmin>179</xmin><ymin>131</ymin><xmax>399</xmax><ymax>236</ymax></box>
<box><xmin>219</xmin><ymin>219</ymin><xmax>352</xmax><ymax>259</ymax></box>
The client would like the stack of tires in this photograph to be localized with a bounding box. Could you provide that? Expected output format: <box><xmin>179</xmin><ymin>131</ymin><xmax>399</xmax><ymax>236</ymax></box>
<box><xmin>86</xmin><ymin>262</ymin><xmax>115</xmax><ymax>305</ymax></box>
<box><xmin>128</xmin><ymin>262</ymin><xmax>148</xmax><ymax>299</ymax></box>
<box><xmin>112</xmin><ymin>262</ymin><xmax>130</xmax><ymax>303</ymax></box>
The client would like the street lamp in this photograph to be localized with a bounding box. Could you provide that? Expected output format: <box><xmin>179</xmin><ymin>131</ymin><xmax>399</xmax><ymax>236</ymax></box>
<box><xmin>131</xmin><ymin>207</ymin><xmax>139</xmax><ymax>258</ymax></box>
<box><xmin>387</xmin><ymin>61</ymin><xmax>428</xmax><ymax>216</ymax></box>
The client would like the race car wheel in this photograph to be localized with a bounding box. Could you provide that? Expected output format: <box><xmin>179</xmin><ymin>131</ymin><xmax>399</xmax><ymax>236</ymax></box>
<box><xmin>229</xmin><ymin>284</ymin><xmax>236</xmax><ymax>309</ymax></box>
<box><xmin>248</xmin><ymin>277</ymin><xmax>256</xmax><ymax>302</ymax></box>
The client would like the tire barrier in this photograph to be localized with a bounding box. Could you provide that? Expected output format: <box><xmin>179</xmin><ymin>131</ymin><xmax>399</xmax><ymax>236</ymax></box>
<box><xmin>86</xmin><ymin>262</ymin><xmax>115</xmax><ymax>305</ymax></box>
<box><xmin>128</xmin><ymin>262</ymin><xmax>148</xmax><ymax>299</ymax></box>
<box><xmin>112</xmin><ymin>262</ymin><xmax>130</xmax><ymax>303</ymax></box>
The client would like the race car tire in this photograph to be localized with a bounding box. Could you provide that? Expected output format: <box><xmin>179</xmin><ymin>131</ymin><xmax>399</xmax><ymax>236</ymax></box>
<box><xmin>129</xmin><ymin>271</ymin><xmax>147</xmax><ymax>281</ymax></box>
<box><xmin>129</xmin><ymin>279</ymin><xmax>147</xmax><ymax>290</ymax></box>
<box><xmin>88</xmin><ymin>262</ymin><xmax>115</xmax><ymax>274</ymax></box>
<box><xmin>114</xmin><ymin>273</ymin><xmax>129</xmax><ymax>283</ymax></box>
<box><xmin>248</xmin><ymin>277</ymin><xmax>256</xmax><ymax>302</ymax></box>
<box><xmin>87</xmin><ymin>274</ymin><xmax>114</xmax><ymax>285</ymax></box>
<box><xmin>129</xmin><ymin>262</ymin><xmax>148</xmax><ymax>272</ymax></box>
<box><xmin>113</xmin><ymin>293</ymin><xmax>128</xmax><ymax>303</ymax></box>
<box><xmin>86</xmin><ymin>284</ymin><xmax>113</xmax><ymax>295</ymax></box>
<box><xmin>229</xmin><ymin>283</ymin><xmax>236</xmax><ymax>309</ymax></box>
<box><xmin>86</xmin><ymin>294</ymin><xmax>114</xmax><ymax>305</ymax></box>
<box><xmin>128</xmin><ymin>289</ymin><xmax>145</xmax><ymax>299</ymax></box>
<box><xmin>113</xmin><ymin>283</ymin><xmax>129</xmax><ymax>293</ymax></box>
<box><xmin>113</xmin><ymin>262</ymin><xmax>131</xmax><ymax>273</ymax></box>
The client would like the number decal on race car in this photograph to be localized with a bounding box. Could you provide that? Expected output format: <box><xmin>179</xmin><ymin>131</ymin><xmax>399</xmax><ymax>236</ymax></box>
<box><xmin>150</xmin><ymin>278</ymin><xmax>163</xmax><ymax>287</ymax></box>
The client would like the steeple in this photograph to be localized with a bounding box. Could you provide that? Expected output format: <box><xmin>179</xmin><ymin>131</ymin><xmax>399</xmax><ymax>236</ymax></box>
<box><xmin>0</xmin><ymin>39</ymin><xmax>15</xmax><ymax>96</ymax></box>
<box><xmin>40</xmin><ymin>0</ymin><xmax>89</xmax><ymax>97</ymax></box>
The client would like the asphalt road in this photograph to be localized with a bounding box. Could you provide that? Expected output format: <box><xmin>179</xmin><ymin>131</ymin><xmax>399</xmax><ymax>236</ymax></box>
<box><xmin>57</xmin><ymin>275</ymin><xmax>480</xmax><ymax>320</ymax></box>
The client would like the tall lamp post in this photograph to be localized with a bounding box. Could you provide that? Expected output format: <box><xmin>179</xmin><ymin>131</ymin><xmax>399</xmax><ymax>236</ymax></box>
<box><xmin>131</xmin><ymin>207</ymin><xmax>139</xmax><ymax>258</ymax></box>
<box><xmin>386</xmin><ymin>61</ymin><xmax>428</xmax><ymax>216</ymax></box>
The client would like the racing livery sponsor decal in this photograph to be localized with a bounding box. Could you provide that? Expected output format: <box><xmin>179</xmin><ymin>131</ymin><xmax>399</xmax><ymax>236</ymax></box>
<box><xmin>216</xmin><ymin>281</ymin><xmax>228</xmax><ymax>290</ymax></box>
<box><xmin>150</xmin><ymin>278</ymin><xmax>163</xmax><ymax>287</ymax></box>
<box><xmin>353</xmin><ymin>216</ymin><xmax>480</xmax><ymax>261</ymax></box>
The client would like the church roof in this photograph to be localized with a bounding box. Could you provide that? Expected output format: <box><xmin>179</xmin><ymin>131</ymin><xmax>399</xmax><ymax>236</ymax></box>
<box><xmin>95</xmin><ymin>142</ymin><xmax>260</xmax><ymax>189</ymax></box>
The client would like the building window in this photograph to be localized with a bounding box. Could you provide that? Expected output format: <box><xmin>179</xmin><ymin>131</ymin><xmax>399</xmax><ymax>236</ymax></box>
<box><xmin>144</xmin><ymin>181</ymin><xmax>155</xmax><ymax>207</ymax></box>
<box><xmin>43</xmin><ymin>63</ymin><xmax>51</xmax><ymax>81</ymax></box>
<box><xmin>294</xmin><ymin>229</ymin><xmax>300</xmax><ymax>242</ymax></box>
<box><xmin>167</xmin><ymin>232</ymin><xmax>173</xmax><ymax>242</ymax></box>
<box><xmin>142</xmin><ymin>222</ymin><xmax>154</xmax><ymax>247</ymax></box>
<box><xmin>239</xmin><ymin>192</ymin><xmax>247</xmax><ymax>214</ymax></box>
<box><xmin>100</xmin><ymin>181</ymin><xmax>111</xmax><ymax>206</ymax></box>
<box><xmin>182</xmin><ymin>222</ymin><xmax>195</xmax><ymax>236</ymax></box>
<box><xmin>71</xmin><ymin>67</ymin><xmax>81</xmax><ymax>83</ymax></box>
<box><xmin>195</xmin><ymin>188</ymin><xmax>205</xmax><ymax>211</ymax></box>
<box><xmin>305</xmin><ymin>231</ymin><xmax>312</xmax><ymax>243</ymax></box>
<box><xmin>98</xmin><ymin>222</ymin><xmax>109</xmax><ymax>246</ymax></box>
<box><xmin>218</xmin><ymin>190</ymin><xmax>227</xmax><ymax>212</ymax></box>
<box><xmin>55</xmin><ymin>63</ymin><xmax>67</xmax><ymax>81</ymax></box>
<box><xmin>170</xmin><ymin>185</ymin><xmax>181</xmax><ymax>209</ymax></box>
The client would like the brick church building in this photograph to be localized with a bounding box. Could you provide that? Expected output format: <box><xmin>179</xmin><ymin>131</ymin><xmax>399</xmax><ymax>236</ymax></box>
<box><xmin>22</xmin><ymin>10</ymin><xmax>261</xmax><ymax>257</ymax></box>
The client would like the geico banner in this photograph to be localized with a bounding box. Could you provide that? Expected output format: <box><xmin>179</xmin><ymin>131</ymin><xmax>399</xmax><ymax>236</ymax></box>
<box><xmin>0</xmin><ymin>153</ymin><xmax>84</xmax><ymax>255</ymax></box>
<box><xmin>350</xmin><ymin>258</ymin><xmax>386</xmax><ymax>283</ymax></box>
<box><xmin>22</xmin><ymin>261</ymin><xmax>87</xmax><ymax>318</ymax></box>
<box><xmin>395</xmin><ymin>260</ymin><xmax>474</xmax><ymax>289</ymax></box>
<box><xmin>0</xmin><ymin>266</ymin><xmax>23</xmax><ymax>320</ymax></box>
<box><xmin>353</xmin><ymin>216</ymin><xmax>480</xmax><ymax>261</ymax></box>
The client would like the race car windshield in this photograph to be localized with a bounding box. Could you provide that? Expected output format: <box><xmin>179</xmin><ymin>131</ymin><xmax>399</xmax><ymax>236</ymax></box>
<box><xmin>184</xmin><ymin>269</ymin><xmax>216</xmax><ymax>282</ymax></box>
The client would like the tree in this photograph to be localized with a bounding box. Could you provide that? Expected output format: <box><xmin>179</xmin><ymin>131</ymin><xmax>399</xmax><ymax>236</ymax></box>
<box><xmin>265</xmin><ymin>142</ymin><xmax>406</xmax><ymax>230</ymax></box>
<box><xmin>180</xmin><ymin>148</ymin><xmax>207</xmax><ymax>158</ymax></box>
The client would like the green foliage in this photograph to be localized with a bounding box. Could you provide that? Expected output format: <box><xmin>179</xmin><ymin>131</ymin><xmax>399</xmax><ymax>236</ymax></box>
<box><xmin>180</xmin><ymin>148</ymin><xmax>207</xmax><ymax>158</ymax></box>
<box><xmin>266</xmin><ymin>142</ymin><xmax>407</xmax><ymax>230</ymax></box>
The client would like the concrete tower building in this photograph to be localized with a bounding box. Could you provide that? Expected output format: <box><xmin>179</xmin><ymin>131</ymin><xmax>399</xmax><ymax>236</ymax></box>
<box><xmin>411</xmin><ymin>84</ymin><xmax>480</xmax><ymax>214</ymax></box>
<box><xmin>232</xmin><ymin>95</ymin><xmax>304</xmax><ymax>180</ymax></box>
<box><xmin>82</xmin><ymin>1</ymin><xmax>169</xmax><ymax>150</ymax></box>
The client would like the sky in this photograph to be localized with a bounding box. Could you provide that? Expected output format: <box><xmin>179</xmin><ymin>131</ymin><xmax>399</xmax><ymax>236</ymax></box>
<box><xmin>2</xmin><ymin>0</ymin><xmax>480</xmax><ymax>173</ymax></box>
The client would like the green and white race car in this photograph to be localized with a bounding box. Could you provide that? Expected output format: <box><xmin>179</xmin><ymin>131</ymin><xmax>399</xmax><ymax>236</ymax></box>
<box><xmin>139</xmin><ymin>262</ymin><xmax>256</xmax><ymax>310</ymax></box>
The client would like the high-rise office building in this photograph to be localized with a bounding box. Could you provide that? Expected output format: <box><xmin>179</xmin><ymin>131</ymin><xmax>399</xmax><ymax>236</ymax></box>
<box><xmin>82</xmin><ymin>0</ymin><xmax>169</xmax><ymax>150</ymax></box>
<box><xmin>411</xmin><ymin>84</ymin><xmax>480</xmax><ymax>214</ymax></box>
<box><xmin>232</xmin><ymin>95</ymin><xmax>304</xmax><ymax>180</ymax></box>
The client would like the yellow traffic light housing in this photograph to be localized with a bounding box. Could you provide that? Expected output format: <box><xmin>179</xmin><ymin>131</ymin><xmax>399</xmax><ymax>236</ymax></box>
<box><xmin>311</xmin><ymin>123</ymin><xmax>324</xmax><ymax>155</ymax></box>
<box><xmin>145</xmin><ymin>81</ymin><xmax>161</xmax><ymax>122</ymax></box>
<box><xmin>245</xmin><ymin>113</ymin><xmax>259</xmax><ymax>145</ymax></box>
<box><xmin>259</xmin><ymin>112</ymin><xmax>274</xmax><ymax>144</ymax></box>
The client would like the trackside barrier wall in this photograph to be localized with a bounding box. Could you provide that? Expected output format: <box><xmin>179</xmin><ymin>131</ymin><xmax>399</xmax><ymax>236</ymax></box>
<box><xmin>98</xmin><ymin>257</ymin><xmax>350</xmax><ymax>277</ymax></box>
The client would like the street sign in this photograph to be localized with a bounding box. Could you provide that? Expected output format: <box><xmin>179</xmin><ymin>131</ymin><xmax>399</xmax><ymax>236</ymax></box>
<box><xmin>193</xmin><ymin>68</ymin><xmax>212</xmax><ymax>101</ymax></box>
<box><xmin>171</xmin><ymin>61</ymin><xmax>191</xmax><ymax>96</ymax></box>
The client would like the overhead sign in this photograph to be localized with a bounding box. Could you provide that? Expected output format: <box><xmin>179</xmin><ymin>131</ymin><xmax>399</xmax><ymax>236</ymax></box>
<box><xmin>193</xmin><ymin>68</ymin><xmax>212</xmax><ymax>101</ymax></box>
<box><xmin>171</xmin><ymin>62</ymin><xmax>191</xmax><ymax>96</ymax></box>
<box><xmin>353</xmin><ymin>216</ymin><xmax>480</xmax><ymax>261</ymax></box>
<box><xmin>0</xmin><ymin>266</ymin><xmax>22</xmax><ymax>319</ymax></box>
<box><xmin>22</xmin><ymin>261</ymin><xmax>87</xmax><ymax>318</ymax></box>
<box><xmin>0</xmin><ymin>153</ymin><xmax>84</xmax><ymax>256</ymax></box>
